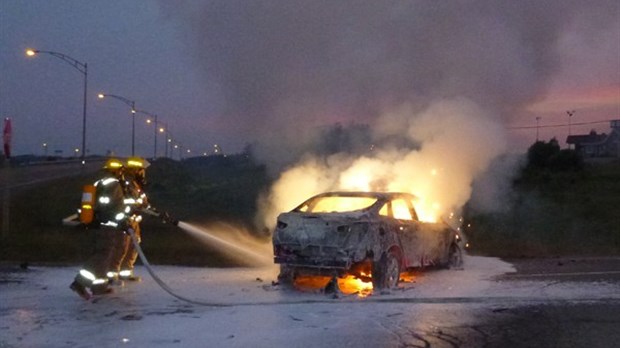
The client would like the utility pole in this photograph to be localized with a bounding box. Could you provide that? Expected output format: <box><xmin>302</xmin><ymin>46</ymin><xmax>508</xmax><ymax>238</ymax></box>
<box><xmin>1</xmin><ymin>166</ymin><xmax>9</xmax><ymax>238</ymax></box>
<box><xmin>536</xmin><ymin>116</ymin><xmax>541</xmax><ymax>141</ymax></box>
<box><xmin>567</xmin><ymin>110</ymin><xmax>575</xmax><ymax>149</ymax></box>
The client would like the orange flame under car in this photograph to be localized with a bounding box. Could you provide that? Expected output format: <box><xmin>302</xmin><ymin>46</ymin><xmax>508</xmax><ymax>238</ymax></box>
<box><xmin>293</xmin><ymin>271</ymin><xmax>416</xmax><ymax>298</ymax></box>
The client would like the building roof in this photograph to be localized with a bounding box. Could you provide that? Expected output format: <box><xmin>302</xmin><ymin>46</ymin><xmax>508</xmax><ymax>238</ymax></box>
<box><xmin>566</xmin><ymin>130</ymin><xmax>607</xmax><ymax>145</ymax></box>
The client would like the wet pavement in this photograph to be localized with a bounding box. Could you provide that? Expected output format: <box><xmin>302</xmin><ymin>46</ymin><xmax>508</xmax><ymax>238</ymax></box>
<box><xmin>1</xmin><ymin>256</ymin><xmax>619</xmax><ymax>347</ymax></box>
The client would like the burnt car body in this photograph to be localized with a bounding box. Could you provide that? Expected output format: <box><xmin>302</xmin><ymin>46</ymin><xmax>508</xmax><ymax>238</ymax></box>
<box><xmin>272</xmin><ymin>191</ymin><xmax>463</xmax><ymax>290</ymax></box>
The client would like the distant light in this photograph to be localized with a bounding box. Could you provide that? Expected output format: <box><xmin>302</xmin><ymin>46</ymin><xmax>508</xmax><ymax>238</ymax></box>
<box><xmin>159</xmin><ymin>127</ymin><xmax>164</xmax><ymax>133</ymax></box>
<box><xmin>25</xmin><ymin>49</ymin><xmax>36</xmax><ymax>56</ymax></box>
<box><xmin>131</xmin><ymin>109</ymin><xmax>136</xmax><ymax>114</ymax></box>
<box><xmin>74</xmin><ymin>148</ymin><xmax>80</xmax><ymax>153</ymax></box>
<box><xmin>146</xmin><ymin>119</ymin><xmax>152</xmax><ymax>124</ymax></box>
<box><xmin>97</xmin><ymin>93</ymin><xmax>105</xmax><ymax>99</ymax></box>
<box><xmin>122</xmin><ymin>338</ymin><xmax>130</xmax><ymax>343</ymax></box>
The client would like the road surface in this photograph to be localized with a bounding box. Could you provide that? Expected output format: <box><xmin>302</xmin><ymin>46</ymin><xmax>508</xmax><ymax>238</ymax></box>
<box><xmin>0</xmin><ymin>160</ymin><xmax>102</xmax><ymax>190</ymax></box>
<box><xmin>1</xmin><ymin>255</ymin><xmax>619</xmax><ymax>347</ymax></box>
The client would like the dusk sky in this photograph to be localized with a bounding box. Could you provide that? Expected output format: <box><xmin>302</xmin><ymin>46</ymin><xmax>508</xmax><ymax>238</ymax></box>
<box><xmin>1</xmin><ymin>1</ymin><xmax>618</xmax><ymax>160</ymax></box>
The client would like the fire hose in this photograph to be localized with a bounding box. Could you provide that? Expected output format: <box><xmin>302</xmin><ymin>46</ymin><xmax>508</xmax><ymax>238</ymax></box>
<box><xmin>67</xmin><ymin>212</ymin><xmax>440</xmax><ymax>306</ymax></box>
<box><xmin>126</xmin><ymin>226</ymin><xmax>230</xmax><ymax>307</ymax></box>
<box><xmin>125</xmin><ymin>209</ymin><xmax>233</xmax><ymax>306</ymax></box>
<box><xmin>128</xmin><ymin>226</ymin><xmax>380</xmax><ymax>307</ymax></box>
<box><xmin>127</xmin><ymin>220</ymin><xmax>366</xmax><ymax>307</ymax></box>
<box><xmin>131</xmin><ymin>210</ymin><xmax>433</xmax><ymax>306</ymax></box>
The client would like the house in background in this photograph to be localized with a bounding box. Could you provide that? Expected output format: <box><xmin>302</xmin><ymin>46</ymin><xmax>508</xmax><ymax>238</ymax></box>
<box><xmin>566</xmin><ymin>119</ymin><xmax>620</xmax><ymax>158</ymax></box>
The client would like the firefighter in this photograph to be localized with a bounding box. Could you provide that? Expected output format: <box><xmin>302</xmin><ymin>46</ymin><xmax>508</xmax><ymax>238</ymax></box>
<box><xmin>110</xmin><ymin>157</ymin><xmax>150</xmax><ymax>282</ymax></box>
<box><xmin>70</xmin><ymin>158</ymin><xmax>133</xmax><ymax>299</ymax></box>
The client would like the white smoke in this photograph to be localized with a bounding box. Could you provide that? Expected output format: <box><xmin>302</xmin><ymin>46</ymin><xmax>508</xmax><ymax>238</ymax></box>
<box><xmin>160</xmin><ymin>1</ymin><xmax>618</xmax><ymax>229</ymax></box>
<box><xmin>259</xmin><ymin>97</ymin><xmax>508</xmax><ymax>227</ymax></box>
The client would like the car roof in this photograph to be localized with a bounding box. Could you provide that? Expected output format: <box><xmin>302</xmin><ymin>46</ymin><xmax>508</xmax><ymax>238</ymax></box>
<box><xmin>314</xmin><ymin>191</ymin><xmax>415</xmax><ymax>197</ymax></box>
<box><xmin>307</xmin><ymin>191</ymin><xmax>418</xmax><ymax>201</ymax></box>
<box><xmin>292</xmin><ymin>191</ymin><xmax>420</xmax><ymax>215</ymax></box>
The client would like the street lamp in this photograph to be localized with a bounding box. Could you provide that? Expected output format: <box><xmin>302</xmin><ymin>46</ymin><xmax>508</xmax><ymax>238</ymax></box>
<box><xmin>98</xmin><ymin>93</ymin><xmax>136</xmax><ymax>156</ymax></box>
<box><xmin>160</xmin><ymin>123</ymin><xmax>174</xmax><ymax>159</ymax></box>
<box><xmin>26</xmin><ymin>48</ymin><xmax>88</xmax><ymax>164</ymax></box>
<box><xmin>136</xmin><ymin>109</ymin><xmax>163</xmax><ymax>160</ymax></box>
<box><xmin>166</xmin><ymin>137</ymin><xmax>172</xmax><ymax>158</ymax></box>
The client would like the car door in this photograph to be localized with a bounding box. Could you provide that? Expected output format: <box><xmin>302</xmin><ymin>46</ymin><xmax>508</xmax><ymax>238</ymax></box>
<box><xmin>380</xmin><ymin>197</ymin><xmax>421</xmax><ymax>268</ymax></box>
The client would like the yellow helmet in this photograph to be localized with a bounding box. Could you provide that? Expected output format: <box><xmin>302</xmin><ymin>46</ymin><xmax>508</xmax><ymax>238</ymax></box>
<box><xmin>125</xmin><ymin>157</ymin><xmax>149</xmax><ymax>186</ymax></box>
<box><xmin>125</xmin><ymin>157</ymin><xmax>150</xmax><ymax>170</ymax></box>
<box><xmin>103</xmin><ymin>158</ymin><xmax>124</xmax><ymax>173</ymax></box>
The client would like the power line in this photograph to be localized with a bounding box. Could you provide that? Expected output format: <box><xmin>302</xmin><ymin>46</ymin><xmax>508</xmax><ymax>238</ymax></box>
<box><xmin>508</xmin><ymin>119</ymin><xmax>616</xmax><ymax>130</ymax></box>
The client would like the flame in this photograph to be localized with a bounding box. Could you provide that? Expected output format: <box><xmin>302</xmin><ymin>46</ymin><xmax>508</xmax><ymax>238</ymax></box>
<box><xmin>292</xmin><ymin>271</ymin><xmax>416</xmax><ymax>297</ymax></box>
<box><xmin>260</xmin><ymin>99</ymin><xmax>508</xmax><ymax>229</ymax></box>
<box><xmin>337</xmin><ymin>275</ymin><xmax>373</xmax><ymax>297</ymax></box>
<box><xmin>294</xmin><ymin>275</ymin><xmax>331</xmax><ymax>290</ymax></box>
<box><xmin>336</xmin><ymin>157</ymin><xmax>444</xmax><ymax>222</ymax></box>
<box><xmin>300</xmin><ymin>196</ymin><xmax>378</xmax><ymax>213</ymax></box>
<box><xmin>293</xmin><ymin>274</ymin><xmax>373</xmax><ymax>297</ymax></box>
<box><xmin>399</xmin><ymin>271</ymin><xmax>417</xmax><ymax>283</ymax></box>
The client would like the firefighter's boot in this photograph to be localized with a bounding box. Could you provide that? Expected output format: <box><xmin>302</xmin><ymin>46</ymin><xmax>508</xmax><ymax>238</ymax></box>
<box><xmin>107</xmin><ymin>272</ymin><xmax>124</xmax><ymax>286</ymax></box>
<box><xmin>70</xmin><ymin>280</ymin><xmax>92</xmax><ymax>301</ymax></box>
<box><xmin>119</xmin><ymin>270</ymin><xmax>141</xmax><ymax>282</ymax></box>
<box><xmin>91</xmin><ymin>284</ymin><xmax>114</xmax><ymax>295</ymax></box>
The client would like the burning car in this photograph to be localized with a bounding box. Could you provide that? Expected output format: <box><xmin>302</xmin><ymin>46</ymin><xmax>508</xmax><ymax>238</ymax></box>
<box><xmin>272</xmin><ymin>191</ymin><xmax>463</xmax><ymax>291</ymax></box>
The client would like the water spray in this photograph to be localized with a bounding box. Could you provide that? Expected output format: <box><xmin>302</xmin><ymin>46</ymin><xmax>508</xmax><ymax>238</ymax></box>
<box><xmin>176</xmin><ymin>221</ymin><xmax>272</xmax><ymax>266</ymax></box>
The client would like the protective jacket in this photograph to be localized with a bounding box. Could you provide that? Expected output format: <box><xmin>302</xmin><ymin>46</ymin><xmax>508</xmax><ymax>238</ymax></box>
<box><xmin>74</xmin><ymin>175</ymin><xmax>136</xmax><ymax>290</ymax></box>
<box><xmin>92</xmin><ymin>177</ymin><xmax>127</xmax><ymax>227</ymax></box>
<box><xmin>111</xmin><ymin>177</ymin><xmax>150</xmax><ymax>280</ymax></box>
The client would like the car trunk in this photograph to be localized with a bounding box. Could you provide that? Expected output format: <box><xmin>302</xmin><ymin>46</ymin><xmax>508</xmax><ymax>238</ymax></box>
<box><xmin>273</xmin><ymin>211</ymin><xmax>371</xmax><ymax>268</ymax></box>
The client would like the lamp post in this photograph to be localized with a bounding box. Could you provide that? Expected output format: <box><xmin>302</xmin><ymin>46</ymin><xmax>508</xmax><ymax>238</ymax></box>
<box><xmin>26</xmin><ymin>48</ymin><xmax>88</xmax><ymax>163</ymax></box>
<box><xmin>161</xmin><ymin>124</ymin><xmax>173</xmax><ymax>159</ymax></box>
<box><xmin>166</xmin><ymin>136</ymin><xmax>172</xmax><ymax>158</ymax></box>
<box><xmin>567</xmin><ymin>110</ymin><xmax>575</xmax><ymax>149</ymax></box>
<box><xmin>136</xmin><ymin>109</ymin><xmax>164</xmax><ymax>160</ymax></box>
<box><xmin>566</xmin><ymin>110</ymin><xmax>575</xmax><ymax>137</ymax></box>
<box><xmin>98</xmin><ymin>93</ymin><xmax>136</xmax><ymax>156</ymax></box>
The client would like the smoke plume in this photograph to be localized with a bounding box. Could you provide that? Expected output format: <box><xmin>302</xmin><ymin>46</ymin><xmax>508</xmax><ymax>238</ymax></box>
<box><xmin>161</xmin><ymin>1</ymin><xmax>618</xmax><ymax>227</ymax></box>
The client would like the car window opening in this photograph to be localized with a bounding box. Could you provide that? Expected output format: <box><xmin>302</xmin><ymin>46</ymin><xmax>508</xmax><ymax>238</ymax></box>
<box><xmin>300</xmin><ymin>196</ymin><xmax>378</xmax><ymax>213</ymax></box>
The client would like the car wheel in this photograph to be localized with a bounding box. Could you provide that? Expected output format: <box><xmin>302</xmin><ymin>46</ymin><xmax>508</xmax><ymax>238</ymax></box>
<box><xmin>447</xmin><ymin>242</ymin><xmax>463</xmax><ymax>269</ymax></box>
<box><xmin>277</xmin><ymin>265</ymin><xmax>297</xmax><ymax>286</ymax></box>
<box><xmin>372</xmin><ymin>251</ymin><xmax>400</xmax><ymax>290</ymax></box>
